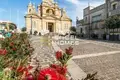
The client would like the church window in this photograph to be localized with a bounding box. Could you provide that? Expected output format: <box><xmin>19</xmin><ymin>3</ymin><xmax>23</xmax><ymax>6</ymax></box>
<box><xmin>112</xmin><ymin>3</ymin><xmax>117</xmax><ymax>10</ymax></box>
<box><xmin>29</xmin><ymin>9</ymin><xmax>31</xmax><ymax>12</ymax></box>
<box><xmin>46</xmin><ymin>9</ymin><xmax>54</xmax><ymax>15</ymax></box>
<box><xmin>46</xmin><ymin>9</ymin><xmax>49</xmax><ymax>13</ymax></box>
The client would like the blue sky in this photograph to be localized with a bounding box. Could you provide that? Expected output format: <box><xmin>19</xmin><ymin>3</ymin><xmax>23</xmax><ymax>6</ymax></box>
<box><xmin>0</xmin><ymin>0</ymin><xmax>104</xmax><ymax>28</ymax></box>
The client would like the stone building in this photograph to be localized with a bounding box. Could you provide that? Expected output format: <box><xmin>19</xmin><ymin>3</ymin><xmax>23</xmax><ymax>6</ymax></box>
<box><xmin>82</xmin><ymin>0</ymin><xmax>120</xmax><ymax>39</ymax></box>
<box><xmin>76</xmin><ymin>18</ymin><xmax>87</xmax><ymax>37</ymax></box>
<box><xmin>25</xmin><ymin>0</ymin><xmax>72</xmax><ymax>35</ymax></box>
<box><xmin>0</xmin><ymin>20</ymin><xmax>16</xmax><ymax>32</ymax></box>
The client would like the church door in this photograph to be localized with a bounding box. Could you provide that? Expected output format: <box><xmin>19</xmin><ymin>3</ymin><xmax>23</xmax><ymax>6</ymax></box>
<box><xmin>48</xmin><ymin>23</ymin><xmax>54</xmax><ymax>32</ymax></box>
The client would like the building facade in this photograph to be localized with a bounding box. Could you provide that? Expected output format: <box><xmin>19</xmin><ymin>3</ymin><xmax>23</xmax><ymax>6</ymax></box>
<box><xmin>0</xmin><ymin>20</ymin><xmax>16</xmax><ymax>32</ymax></box>
<box><xmin>76</xmin><ymin>19</ymin><xmax>87</xmax><ymax>37</ymax></box>
<box><xmin>25</xmin><ymin>0</ymin><xmax>72</xmax><ymax>35</ymax></box>
<box><xmin>82</xmin><ymin>0</ymin><xmax>120</xmax><ymax>39</ymax></box>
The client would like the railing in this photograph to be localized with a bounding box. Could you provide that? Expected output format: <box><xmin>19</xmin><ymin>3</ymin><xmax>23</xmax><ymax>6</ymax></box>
<box><xmin>110</xmin><ymin>9</ymin><xmax>120</xmax><ymax>16</ymax></box>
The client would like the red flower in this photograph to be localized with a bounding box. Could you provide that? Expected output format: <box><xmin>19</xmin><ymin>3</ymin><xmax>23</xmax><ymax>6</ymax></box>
<box><xmin>17</xmin><ymin>65</ymin><xmax>33</xmax><ymax>77</ymax></box>
<box><xmin>58</xmin><ymin>74</ymin><xmax>67</xmax><ymax>80</ymax></box>
<box><xmin>24</xmin><ymin>74</ymin><xmax>34</xmax><ymax>80</ymax></box>
<box><xmin>50</xmin><ymin>64</ymin><xmax>67</xmax><ymax>76</ymax></box>
<box><xmin>17</xmin><ymin>66</ymin><xmax>25</xmax><ymax>73</ymax></box>
<box><xmin>12</xmin><ymin>48</ymin><xmax>17</xmax><ymax>51</ymax></box>
<box><xmin>10</xmin><ymin>42</ymin><xmax>14</xmax><ymax>46</ymax></box>
<box><xmin>0</xmin><ymin>38</ymin><xmax>4</xmax><ymax>41</ymax></box>
<box><xmin>27</xmin><ymin>65</ymin><xmax>33</xmax><ymax>70</ymax></box>
<box><xmin>38</xmin><ymin>67</ymin><xmax>59</xmax><ymax>80</ymax></box>
<box><xmin>56</xmin><ymin>51</ymin><xmax>62</xmax><ymax>60</ymax></box>
<box><xmin>0</xmin><ymin>49</ymin><xmax>7</xmax><ymax>55</ymax></box>
<box><xmin>50</xmin><ymin>64</ymin><xmax>58</xmax><ymax>69</ymax></box>
<box><xmin>65</xmin><ymin>47</ymin><xmax>73</xmax><ymax>55</ymax></box>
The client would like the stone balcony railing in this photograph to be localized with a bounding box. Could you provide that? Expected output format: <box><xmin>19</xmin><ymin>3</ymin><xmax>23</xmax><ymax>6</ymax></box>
<box><xmin>110</xmin><ymin>9</ymin><xmax>120</xmax><ymax>16</ymax></box>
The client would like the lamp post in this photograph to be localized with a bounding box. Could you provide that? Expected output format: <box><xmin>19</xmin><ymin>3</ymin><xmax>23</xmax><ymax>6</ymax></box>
<box><xmin>30</xmin><ymin>16</ymin><xmax>33</xmax><ymax>35</ymax></box>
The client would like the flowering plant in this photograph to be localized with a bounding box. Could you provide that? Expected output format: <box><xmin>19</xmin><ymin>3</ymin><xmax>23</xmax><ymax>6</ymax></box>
<box><xmin>0</xmin><ymin>32</ymin><xmax>75</xmax><ymax>80</ymax></box>
<box><xmin>0</xmin><ymin>33</ymin><xmax>34</xmax><ymax>80</ymax></box>
<box><xmin>56</xmin><ymin>47</ymin><xmax>73</xmax><ymax>66</ymax></box>
<box><xmin>37</xmin><ymin>47</ymin><xmax>73</xmax><ymax>80</ymax></box>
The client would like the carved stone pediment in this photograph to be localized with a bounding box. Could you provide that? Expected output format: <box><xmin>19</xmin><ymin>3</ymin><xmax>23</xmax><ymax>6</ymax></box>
<box><xmin>25</xmin><ymin>14</ymin><xmax>41</xmax><ymax>19</ymax></box>
<box><xmin>42</xmin><ymin>15</ymin><xmax>60</xmax><ymax>20</ymax></box>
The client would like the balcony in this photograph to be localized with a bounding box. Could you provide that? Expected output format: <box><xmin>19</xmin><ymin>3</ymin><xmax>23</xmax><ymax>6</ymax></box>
<box><xmin>109</xmin><ymin>9</ymin><xmax>120</xmax><ymax>16</ymax></box>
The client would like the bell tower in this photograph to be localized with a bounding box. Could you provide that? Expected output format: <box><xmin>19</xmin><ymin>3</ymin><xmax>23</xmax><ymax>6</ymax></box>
<box><xmin>27</xmin><ymin>2</ymin><xmax>36</xmax><ymax>14</ymax></box>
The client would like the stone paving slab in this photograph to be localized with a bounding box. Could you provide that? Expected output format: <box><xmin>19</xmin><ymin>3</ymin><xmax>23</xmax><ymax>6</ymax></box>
<box><xmin>72</xmin><ymin>51</ymin><xmax>120</xmax><ymax>59</ymax></box>
<box><xmin>73</xmin><ymin>53</ymin><xmax>120</xmax><ymax>80</ymax></box>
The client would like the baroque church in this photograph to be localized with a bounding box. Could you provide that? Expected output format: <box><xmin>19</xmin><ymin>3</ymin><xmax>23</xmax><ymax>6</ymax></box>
<box><xmin>25</xmin><ymin>0</ymin><xmax>72</xmax><ymax>35</ymax></box>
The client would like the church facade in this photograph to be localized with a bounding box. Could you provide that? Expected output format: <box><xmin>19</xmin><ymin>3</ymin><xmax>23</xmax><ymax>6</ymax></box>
<box><xmin>25</xmin><ymin>0</ymin><xmax>72</xmax><ymax>35</ymax></box>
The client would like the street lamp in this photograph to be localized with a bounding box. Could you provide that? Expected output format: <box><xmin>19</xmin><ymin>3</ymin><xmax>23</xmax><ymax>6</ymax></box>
<box><xmin>30</xmin><ymin>16</ymin><xmax>33</xmax><ymax>35</ymax></box>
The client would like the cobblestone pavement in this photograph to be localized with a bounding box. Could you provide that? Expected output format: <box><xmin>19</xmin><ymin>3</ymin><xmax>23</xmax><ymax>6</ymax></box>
<box><xmin>79</xmin><ymin>39</ymin><xmax>120</xmax><ymax>49</ymax></box>
<box><xmin>58</xmin><ymin>38</ymin><xmax>120</xmax><ymax>80</ymax></box>
<box><xmin>59</xmin><ymin>43</ymin><xmax>120</xmax><ymax>56</ymax></box>
<box><xmin>73</xmin><ymin>54</ymin><xmax>120</xmax><ymax>80</ymax></box>
<box><xmin>30</xmin><ymin>36</ymin><xmax>120</xmax><ymax>80</ymax></box>
<box><xmin>29</xmin><ymin>36</ymin><xmax>74</xmax><ymax>79</ymax></box>
<box><xmin>29</xmin><ymin>36</ymin><xmax>57</xmax><ymax>69</ymax></box>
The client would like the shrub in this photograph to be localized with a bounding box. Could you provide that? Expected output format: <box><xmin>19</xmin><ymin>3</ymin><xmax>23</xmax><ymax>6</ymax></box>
<box><xmin>0</xmin><ymin>33</ymin><xmax>34</xmax><ymax>79</ymax></box>
<box><xmin>34</xmin><ymin>31</ymin><xmax>38</xmax><ymax>35</ymax></box>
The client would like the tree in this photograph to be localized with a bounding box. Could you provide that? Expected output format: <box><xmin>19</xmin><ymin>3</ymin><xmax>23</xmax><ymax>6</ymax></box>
<box><xmin>34</xmin><ymin>31</ymin><xmax>38</xmax><ymax>35</ymax></box>
<box><xmin>21</xmin><ymin>27</ymin><xmax>26</xmax><ymax>32</ymax></box>
<box><xmin>70</xmin><ymin>26</ymin><xmax>76</xmax><ymax>32</ymax></box>
<box><xmin>105</xmin><ymin>15</ymin><xmax>120</xmax><ymax>40</ymax></box>
<box><xmin>9</xmin><ymin>24</ymin><xmax>16</xmax><ymax>30</ymax></box>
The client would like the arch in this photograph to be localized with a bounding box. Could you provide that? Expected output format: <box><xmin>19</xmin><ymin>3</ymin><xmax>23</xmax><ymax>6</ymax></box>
<box><xmin>46</xmin><ymin>9</ymin><xmax>54</xmax><ymax>15</ymax></box>
<box><xmin>29</xmin><ymin>9</ymin><xmax>31</xmax><ymax>12</ymax></box>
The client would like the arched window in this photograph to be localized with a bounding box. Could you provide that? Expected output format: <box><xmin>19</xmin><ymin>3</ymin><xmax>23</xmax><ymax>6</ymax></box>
<box><xmin>46</xmin><ymin>9</ymin><xmax>49</xmax><ymax>13</ymax></box>
<box><xmin>29</xmin><ymin>9</ymin><xmax>31</xmax><ymax>12</ymax></box>
<box><xmin>46</xmin><ymin>9</ymin><xmax>54</xmax><ymax>15</ymax></box>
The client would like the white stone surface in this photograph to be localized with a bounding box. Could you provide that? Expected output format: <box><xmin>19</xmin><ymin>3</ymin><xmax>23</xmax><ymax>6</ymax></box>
<box><xmin>52</xmin><ymin>41</ymin><xmax>87</xmax><ymax>80</ymax></box>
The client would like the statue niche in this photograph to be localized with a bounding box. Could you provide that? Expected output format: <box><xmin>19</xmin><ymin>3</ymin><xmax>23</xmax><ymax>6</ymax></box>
<box><xmin>46</xmin><ymin>9</ymin><xmax>54</xmax><ymax>15</ymax></box>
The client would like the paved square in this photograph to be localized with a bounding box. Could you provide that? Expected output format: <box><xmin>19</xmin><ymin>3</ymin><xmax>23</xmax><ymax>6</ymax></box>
<box><xmin>73</xmin><ymin>53</ymin><xmax>120</xmax><ymax>80</ymax></box>
<box><xmin>59</xmin><ymin>42</ymin><xmax>120</xmax><ymax>56</ymax></box>
<box><xmin>58</xmin><ymin>39</ymin><xmax>120</xmax><ymax>80</ymax></box>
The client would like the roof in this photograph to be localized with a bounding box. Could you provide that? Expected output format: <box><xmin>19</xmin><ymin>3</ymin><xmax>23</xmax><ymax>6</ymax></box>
<box><xmin>0</xmin><ymin>20</ymin><xmax>17</xmax><ymax>28</ymax></box>
<box><xmin>90</xmin><ymin>3</ymin><xmax>105</xmax><ymax>13</ymax></box>
<box><xmin>0</xmin><ymin>20</ymin><xmax>12</xmax><ymax>23</ymax></box>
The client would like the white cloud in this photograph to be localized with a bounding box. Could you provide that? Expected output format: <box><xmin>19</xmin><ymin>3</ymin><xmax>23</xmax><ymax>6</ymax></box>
<box><xmin>65</xmin><ymin>0</ymin><xmax>105</xmax><ymax>25</ymax></box>
<box><xmin>66</xmin><ymin>0</ymin><xmax>80</xmax><ymax>5</ymax></box>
